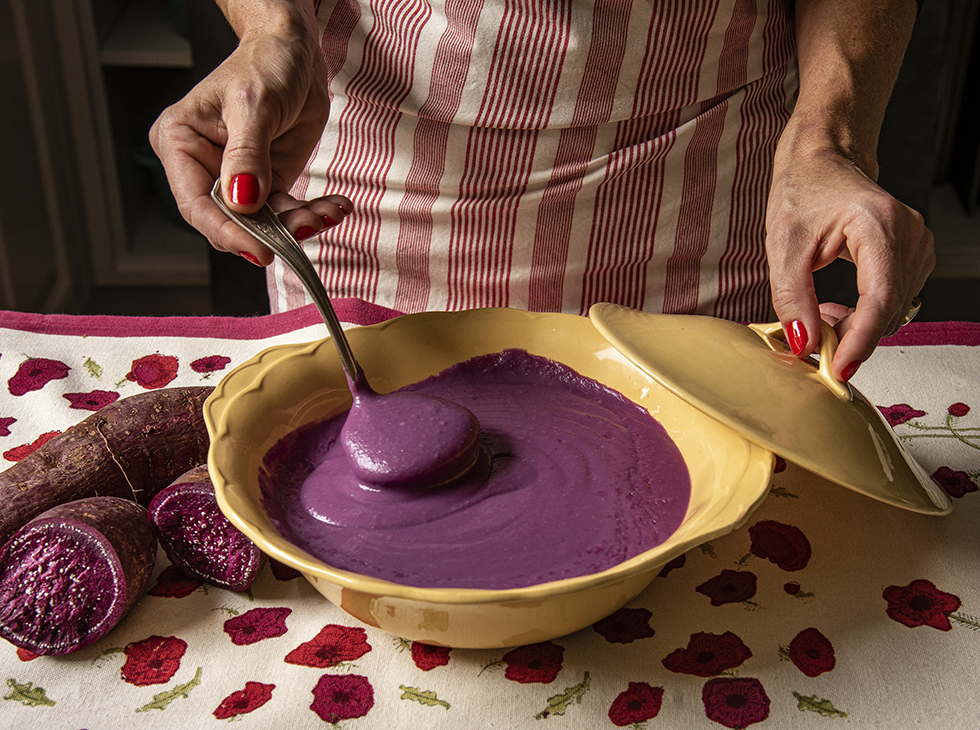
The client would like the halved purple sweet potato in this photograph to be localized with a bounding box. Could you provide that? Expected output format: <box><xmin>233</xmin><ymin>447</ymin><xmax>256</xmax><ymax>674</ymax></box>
<box><xmin>0</xmin><ymin>496</ymin><xmax>157</xmax><ymax>655</ymax></box>
<box><xmin>0</xmin><ymin>386</ymin><xmax>213</xmax><ymax>546</ymax></box>
<box><xmin>148</xmin><ymin>464</ymin><xmax>264</xmax><ymax>592</ymax></box>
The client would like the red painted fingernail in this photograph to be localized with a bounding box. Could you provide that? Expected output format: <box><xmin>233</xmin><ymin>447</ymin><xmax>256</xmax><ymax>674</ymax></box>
<box><xmin>786</xmin><ymin>320</ymin><xmax>807</xmax><ymax>355</ymax></box>
<box><xmin>241</xmin><ymin>251</ymin><xmax>263</xmax><ymax>266</ymax></box>
<box><xmin>294</xmin><ymin>226</ymin><xmax>318</xmax><ymax>241</ymax></box>
<box><xmin>229</xmin><ymin>173</ymin><xmax>259</xmax><ymax>206</ymax></box>
<box><xmin>841</xmin><ymin>360</ymin><xmax>862</xmax><ymax>382</ymax></box>
<box><xmin>321</xmin><ymin>214</ymin><xmax>340</xmax><ymax>228</ymax></box>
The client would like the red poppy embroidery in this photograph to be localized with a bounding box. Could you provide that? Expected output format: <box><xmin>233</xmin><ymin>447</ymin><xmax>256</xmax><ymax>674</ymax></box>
<box><xmin>120</xmin><ymin>635</ymin><xmax>187</xmax><ymax>686</ymax></box>
<box><xmin>878</xmin><ymin>403</ymin><xmax>925</xmax><ymax>426</ymax></box>
<box><xmin>748</xmin><ymin>520</ymin><xmax>811</xmax><ymax>571</ymax></box>
<box><xmin>502</xmin><ymin>641</ymin><xmax>565</xmax><ymax>684</ymax></box>
<box><xmin>224</xmin><ymin>607</ymin><xmax>292</xmax><ymax>646</ymax></box>
<box><xmin>662</xmin><ymin>631</ymin><xmax>752</xmax><ymax>677</ymax></box>
<box><xmin>213</xmin><ymin>681</ymin><xmax>275</xmax><ymax>719</ymax></box>
<box><xmin>310</xmin><ymin>673</ymin><xmax>374</xmax><ymax>723</ymax></box>
<box><xmin>774</xmin><ymin>456</ymin><xmax>787</xmax><ymax>473</ymax></box>
<box><xmin>16</xmin><ymin>647</ymin><xmax>39</xmax><ymax>661</ymax></box>
<box><xmin>411</xmin><ymin>642</ymin><xmax>452</xmax><ymax>671</ymax></box>
<box><xmin>948</xmin><ymin>402</ymin><xmax>970</xmax><ymax>417</ymax></box>
<box><xmin>788</xmin><ymin>627</ymin><xmax>836</xmax><ymax>676</ymax></box>
<box><xmin>8</xmin><ymin>358</ymin><xmax>70</xmax><ymax>395</ymax></box>
<box><xmin>147</xmin><ymin>564</ymin><xmax>203</xmax><ymax>598</ymax></box>
<box><xmin>702</xmin><ymin>677</ymin><xmax>770</xmax><ymax>728</ymax></box>
<box><xmin>593</xmin><ymin>607</ymin><xmax>655</xmax><ymax>644</ymax></box>
<box><xmin>883</xmin><ymin>579</ymin><xmax>962</xmax><ymax>630</ymax></box>
<box><xmin>126</xmin><ymin>353</ymin><xmax>179</xmax><ymax>389</ymax></box>
<box><xmin>696</xmin><ymin>570</ymin><xmax>757</xmax><ymax>606</ymax></box>
<box><xmin>658</xmin><ymin>553</ymin><xmax>686</xmax><ymax>578</ymax></box>
<box><xmin>3</xmin><ymin>430</ymin><xmax>61</xmax><ymax>462</ymax></box>
<box><xmin>0</xmin><ymin>417</ymin><xmax>15</xmax><ymax>437</ymax></box>
<box><xmin>932</xmin><ymin>466</ymin><xmax>978</xmax><ymax>498</ymax></box>
<box><xmin>63</xmin><ymin>390</ymin><xmax>120</xmax><ymax>411</ymax></box>
<box><xmin>608</xmin><ymin>682</ymin><xmax>664</xmax><ymax>726</ymax></box>
<box><xmin>191</xmin><ymin>355</ymin><xmax>231</xmax><ymax>375</ymax></box>
<box><xmin>285</xmin><ymin>624</ymin><xmax>372</xmax><ymax>668</ymax></box>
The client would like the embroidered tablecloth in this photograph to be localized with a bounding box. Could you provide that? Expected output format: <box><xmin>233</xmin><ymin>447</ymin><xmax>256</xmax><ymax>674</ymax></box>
<box><xmin>0</xmin><ymin>303</ymin><xmax>977</xmax><ymax>729</ymax></box>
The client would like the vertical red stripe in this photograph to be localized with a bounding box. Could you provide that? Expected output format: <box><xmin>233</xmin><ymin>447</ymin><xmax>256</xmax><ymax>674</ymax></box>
<box><xmin>316</xmin><ymin>0</ymin><xmax>432</xmax><ymax>303</ymax></box>
<box><xmin>663</xmin><ymin>0</ymin><xmax>752</xmax><ymax>314</ymax></box>
<box><xmin>526</xmin><ymin>0</ymin><xmax>633</xmax><ymax>312</ymax></box>
<box><xmin>580</xmin><ymin>0</ymin><xmax>721</xmax><ymax>313</ymax></box>
<box><xmin>447</xmin><ymin>0</ymin><xmax>573</xmax><ymax>310</ymax></box>
<box><xmin>714</xmin><ymin>0</ymin><xmax>795</xmax><ymax>321</ymax></box>
<box><xmin>393</xmin><ymin>0</ymin><xmax>487</xmax><ymax>312</ymax></box>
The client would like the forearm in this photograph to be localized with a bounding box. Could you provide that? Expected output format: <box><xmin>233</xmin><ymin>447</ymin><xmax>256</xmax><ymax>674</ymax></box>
<box><xmin>215</xmin><ymin>0</ymin><xmax>319</xmax><ymax>42</ymax></box>
<box><xmin>778</xmin><ymin>0</ymin><xmax>918</xmax><ymax>181</ymax></box>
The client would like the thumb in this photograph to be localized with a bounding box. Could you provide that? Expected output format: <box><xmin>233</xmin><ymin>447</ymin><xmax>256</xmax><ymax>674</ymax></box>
<box><xmin>219</xmin><ymin>101</ymin><xmax>275</xmax><ymax>213</ymax></box>
<box><xmin>767</xmin><ymin>242</ymin><xmax>825</xmax><ymax>360</ymax></box>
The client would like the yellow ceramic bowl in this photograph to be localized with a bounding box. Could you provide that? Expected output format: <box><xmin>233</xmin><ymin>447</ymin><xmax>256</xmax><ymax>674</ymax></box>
<box><xmin>205</xmin><ymin>308</ymin><xmax>773</xmax><ymax>649</ymax></box>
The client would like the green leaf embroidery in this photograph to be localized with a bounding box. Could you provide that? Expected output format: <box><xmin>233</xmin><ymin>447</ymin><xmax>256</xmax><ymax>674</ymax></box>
<box><xmin>951</xmin><ymin>612</ymin><xmax>980</xmax><ymax>631</ymax></box>
<box><xmin>534</xmin><ymin>672</ymin><xmax>590</xmax><ymax>720</ymax></box>
<box><xmin>478</xmin><ymin>659</ymin><xmax>504</xmax><ymax>676</ymax></box>
<box><xmin>777</xmin><ymin>646</ymin><xmax>790</xmax><ymax>661</ymax></box>
<box><xmin>94</xmin><ymin>646</ymin><xmax>125</xmax><ymax>665</ymax></box>
<box><xmin>399</xmin><ymin>685</ymin><xmax>450</xmax><ymax>710</ymax></box>
<box><xmin>83</xmin><ymin>357</ymin><xmax>103</xmax><ymax>379</ymax></box>
<box><xmin>770</xmin><ymin>485</ymin><xmax>799</xmax><ymax>498</ymax></box>
<box><xmin>4</xmin><ymin>678</ymin><xmax>55</xmax><ymax>707</ymax></box>
<box><xmin>699</xmin><ymin>543</ymin><xmax>717</xmax><ymax>558</ymax></box>
<box><xmin>213</xmin><ymin>606</ymin><xmax>240</xmax><ymax>617</ymax></box>
<box><xmin>393</xmin><ymin>638</ymin><xmax>411</xmax><ymax>653</ymax></box>
<box><xmin>793</xmin><ymin>691</ymin><xmax>847</xmax><ymax>718</ymax></box>
<box><xmin>135</xmin><ymin>667</ymin><xmax>202</xmax><ymax>713</ymax></box>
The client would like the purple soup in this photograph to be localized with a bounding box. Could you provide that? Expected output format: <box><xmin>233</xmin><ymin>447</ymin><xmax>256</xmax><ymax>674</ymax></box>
<box><xmin>261</xmin><ymin>349</ymin><xmax>691</xmax><ymax>590</ymax></box>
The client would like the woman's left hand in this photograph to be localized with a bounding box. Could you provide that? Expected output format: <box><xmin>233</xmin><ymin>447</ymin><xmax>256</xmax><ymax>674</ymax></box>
<box><xmin>765</xmin><ymin>146</ymin><xmax>935</xmax><ymax>381</ymax></box>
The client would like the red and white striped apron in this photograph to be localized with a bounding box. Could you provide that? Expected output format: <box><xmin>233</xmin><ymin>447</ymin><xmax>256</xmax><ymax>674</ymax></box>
<box><xmin>270</xmin><ymin>0</ymin><xmax>798</xmax><ymax>320</ymax></box>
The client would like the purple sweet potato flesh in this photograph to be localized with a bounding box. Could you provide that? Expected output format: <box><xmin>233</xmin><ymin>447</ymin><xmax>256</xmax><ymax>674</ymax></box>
<box><xmin>0</xmin><ymin>497</ymin><xmax>157</xmax><ymax>655</ymax></box>
<box><xmin>0</xmin><ymin>387</ymin><xmax>213</xmax><ymax>547</ymax></box>
<box><xmin>148</xmin><ymin>465</ymin><xmax>264</xmax><ymax>592</ymax></box>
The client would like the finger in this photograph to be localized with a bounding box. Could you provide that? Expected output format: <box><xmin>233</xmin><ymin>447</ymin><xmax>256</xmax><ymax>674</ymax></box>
<box><xmin>766</xmin><ymin>227</ymin><xmax>828</xmax><ymax>359</ymax></box>
<box><xmin>267</xmin><ymin>192</ymin><xmax>354</xmax><ymax>240</ymax></box>
<box><xmin>817</xmin><ymin>302</ymin><xmax>854</xmax><ymax>328</ymax></box>
<box><xmin>831</xmin><ymin>214</ymin><xmax>935</xmax><ymax>380</ymax></box>
<box><xmin>830</xmin><ymin>266</ymin><xmax>902</xmax><ymax>381</ymax></box>
<box><xmin>218</xmin><ymin>88</ymin><xmax>277</xmax><ymax>214</ymax></box>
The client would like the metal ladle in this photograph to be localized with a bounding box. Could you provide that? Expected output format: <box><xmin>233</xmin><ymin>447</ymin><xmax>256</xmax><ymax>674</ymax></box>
<box><xmin>210</xmin><ymin>180</ymin><xmax>483</xmax><ymax>489</ymax></box>
<box><xmin>211</xmin><ymin>180</ymin><xmax>360</xmax><ymax>381</ymax></box>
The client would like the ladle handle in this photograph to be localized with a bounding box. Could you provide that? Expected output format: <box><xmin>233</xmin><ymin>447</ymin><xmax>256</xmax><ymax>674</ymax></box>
<box><xmin>747</xmin><ymin>321</ymin><xmax>852</xmax><ymax>401</ymax></box>
<box><xmin>210</xmin><ymin>180</ymin><xmax>361</xmax><ymax>382</ymax></box>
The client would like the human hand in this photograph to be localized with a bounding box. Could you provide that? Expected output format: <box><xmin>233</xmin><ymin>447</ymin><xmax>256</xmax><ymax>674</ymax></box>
<box><xmin>765</xmin><ymin>149</ymin><xmax>935</xmax><ymax>381</ymax></box>
<box><xmin>149</xmin><ymin>21</ymin><xmax>350</xmax><ymax>265</ymax></box>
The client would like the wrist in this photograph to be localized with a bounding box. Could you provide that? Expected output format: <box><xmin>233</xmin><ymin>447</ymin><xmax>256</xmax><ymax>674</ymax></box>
<box><xmin>218</xmin><ymin>0</ymin><xmax>318</xmax><ymax>44</ymax></box>
<box><xmin>775</xmin><ymin>109</ymin><xmax>879</xmax><ymax>183</ymax></box>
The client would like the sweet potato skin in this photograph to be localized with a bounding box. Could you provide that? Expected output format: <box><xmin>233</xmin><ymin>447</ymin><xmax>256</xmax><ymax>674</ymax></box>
<box><xmin>0</xmin><ymin>496</ymin><xmax>157</xmax><ymax>655</ymax></box>
<box><xmin>0</xmin><ymin>387</ymin><xmax>212</xmax><ymax>546</ymax></box>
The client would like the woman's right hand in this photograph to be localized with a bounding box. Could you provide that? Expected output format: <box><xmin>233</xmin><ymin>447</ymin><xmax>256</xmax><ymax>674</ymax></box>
<box><xmin>149</xmin><ymin>1</ymin><xmax>350</xmax><ymax>265</ymax></box>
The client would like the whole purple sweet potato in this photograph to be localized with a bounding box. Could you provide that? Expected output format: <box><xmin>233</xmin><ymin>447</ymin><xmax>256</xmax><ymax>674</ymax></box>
<box><xmin>0</xmin><ymin>496</ymin><xmax>157</xmax><ymax>655</ymax></box>
<box><xmin>0</xmin><ymin>387</ymin><xmax>213</xmax><ymax>546</ymax></box>
<box><xmin>148</xmin><ymin>464</ymin><xmax>265</xmax><ymax>592</ymax></box>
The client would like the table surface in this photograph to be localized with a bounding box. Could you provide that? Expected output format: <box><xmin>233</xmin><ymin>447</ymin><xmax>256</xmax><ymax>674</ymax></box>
<box><xmin>0</xmin><ymin>302</ymin><xmax>977</xmax><ymax>730</ymax></box>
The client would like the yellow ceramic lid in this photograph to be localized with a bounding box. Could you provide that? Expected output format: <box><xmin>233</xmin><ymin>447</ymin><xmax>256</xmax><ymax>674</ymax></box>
<box><xmin>588</xmin><ymin>304</ymin><xmax>951</xmax><ymax>515</ymax></box>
